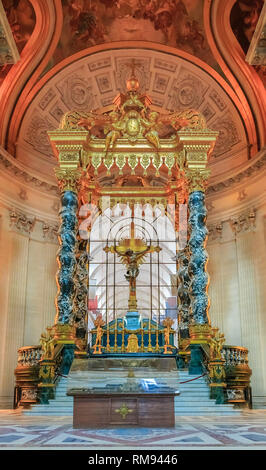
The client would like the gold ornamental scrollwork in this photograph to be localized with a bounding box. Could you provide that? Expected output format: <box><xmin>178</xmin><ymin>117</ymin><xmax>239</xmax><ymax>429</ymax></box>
<box><xmin>152</xmin><ymin>155</ymin><xmax>161</xmax><ymax>176</ymax></box>
<box><xmin>185</xmin><ymin>168</ymin><xmax>211</xmax><ymax>193</ymax></box>
<box><xmin>55</xmin><ymin>167</ymin><xmax>83</xmax><ymax>193</ymax></box>
<box><xmin>39</xmin><ymin>364</ymin><xmax>55</xmax><ymax>381</ymax></box>
<box><xmin>53</xmin><ymin>324</ymin><xmax>76</xmax><ymax>343</ymax></box>
<box><xmin>116</xmin><ymin>155</ymin><xmax>126</xmax><ymax>174</ymax></box>
<box><xmin>209</xmin><ymin>327</ymin><xmax>225</xmax><ymax>361</ymax></box>
<box><xmin>140</xmin><ymin>154</ymin><xmax>150</xmax><ymax>175</ymax></box>
<box><xmin>115</xmin><ymin>404</ymin><xmax>133</xmax><ymax>419</ymax></box>
<box><xmin>40</xmin><ymin>327</ymin><xmax>55</xmax><ymax>360</ymax></box>
<box><xmin>189</xmin><ymin>323</ymin><xmax>212</xmax><ymax>344</ymax></box>
<box><xmin>128</xmin><ymin>154</ymin><xmax>138</xmax><ymax>174</ymax></box>
<box><xmin>165</xmin><ymin>154</ymin><xmax>175</xmax><ymax>174</ymax></box>
<box><xmin>126</xmin><ymin>334</ymin><xmax>139</xmax><ymax>353</ymax></box>
<box><xmin>91</xmin><ymin>155</ymin><xmax>102</xmax><ymax>174</ymax></box>
<box><xmin>104</xmin><ymin>154</ymin><xmax>113</xmax><ymax>175</ymax></box>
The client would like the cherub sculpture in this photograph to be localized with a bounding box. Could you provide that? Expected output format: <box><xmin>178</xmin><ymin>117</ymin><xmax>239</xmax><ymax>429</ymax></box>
<box><xmin>40</xmin><ymin>327</ymin><xmax>55</xmax><ymax>360</ymax></box>
<box><xmin>141</xmin><ymin>111</ymin><xmax>160</xmax><ymax>149</ymax></box>
<box><xmin>104</xmin><ymin>111</ymin><xmax>125</xmax><ymax>151</ymax></box>
<box><xmin>209</xmin><ymin>328</ymin><xmax>225</xmax><ymax>360</ymax></box>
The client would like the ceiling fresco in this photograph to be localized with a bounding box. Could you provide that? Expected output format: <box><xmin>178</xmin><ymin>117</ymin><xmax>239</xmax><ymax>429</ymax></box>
<box><xmin>230</xmin><ymin>0</ymin><xmax>265</xmax><ymax>86</ymax></box>
<box><xmin>0</xmin><ymin>0</ymin><xmax>36</xmax><ymax>85</ymax></box>
<box><xmin>49</xmin><ymin>0</ymin><xmax>219</xmax><ymax>70</ymax></box>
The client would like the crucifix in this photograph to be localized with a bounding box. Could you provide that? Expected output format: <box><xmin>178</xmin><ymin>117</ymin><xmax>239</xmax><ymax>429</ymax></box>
<box><xmin>104</xmin><ymin>209</ymin><xmax>160</xmax><ymax>312</ymax></box>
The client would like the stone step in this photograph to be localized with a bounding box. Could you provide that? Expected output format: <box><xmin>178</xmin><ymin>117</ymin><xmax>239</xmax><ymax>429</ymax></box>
<box><xmin>37</xmin><ymin>402</ymin><xmax>74</xmax><ymax>408</ymax></box>
<box><xmin>25</xmin><ymin>369</ymin><xmax>239</xmax><ymax>417</ymax></box>
<box><xmin>24</xmin><ymin>410</ymin><xmax>73</xmax><ymax>416</ymax></box>
<box><xmin>67</xmin><ymin>374</ymin><xmax>180</xmax><ymax>380</ymax></box>
<box><xmin>174</xmin><ymin>412</ymin><xmax>239</xmax><ymax>416</ymax></box>
<box><xmin>174</xmin><ymin>403</ymin><xmax>237</xmax><ymax>409</ymax></box>
<box><xmin>179</xmin><ymin>388</ymin><xmax>209</xmax><ymax>392</ymax></box>
<box><xmin>57</xmin><ymin>381</ymin><xmax>205</xmax><ymax>388</ymax></box>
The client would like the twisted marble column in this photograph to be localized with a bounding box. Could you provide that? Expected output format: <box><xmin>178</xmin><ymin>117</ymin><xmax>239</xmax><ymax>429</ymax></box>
<box><xmin>55</xmin><ymin>190</ymin><xmax>78</xmax><ymax>324</ymax></box>
<box><xmin>188</xmin><ymin>190</ymin><xmax>210</xmax><ymax>325</ymax></box>
<box><xmin>73</xmin><ymin>239</ymin><xmax>89</xmax><ymax>350</ymax></box>
<box><xmin>177</xmin><ymin>246</ymin><xmax>191</xmax><ymax>339</ymax></box>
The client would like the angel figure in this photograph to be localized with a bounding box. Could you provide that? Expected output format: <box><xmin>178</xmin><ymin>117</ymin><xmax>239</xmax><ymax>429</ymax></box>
<box><xmin>209</xmin><ymin>328</ymin><xmax>225</xmax><ymax>360</ymax></box>
<box><xmin>40</xmin><ymin>327</ymin><xmax>55</xmax><ymax>360</ymax></box>
<box><xmin>104</xmin><ymin>111</ymin><xmax>125</xmax><ymax>151</ymax></box>
<box><xmin>141</xmin><ymin>111</ymin><xmax>160</xmax><ymax>149</ymax></box>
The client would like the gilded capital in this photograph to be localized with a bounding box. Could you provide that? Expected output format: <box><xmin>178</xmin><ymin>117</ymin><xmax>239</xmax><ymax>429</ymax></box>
<box><xmin>54</xmin><ymin>167</ymin><xmax>83</xmax><ymax>193</ymax></box>
<box><xmin>52</xmin><ymin>324</ymin><xmax>76</xmax><ymax>344</ymax></box>
<box><xmin>189</xmin><ymin>324</ymin><xmax>212</xmax><ymax>344</ymax></box>
<box><xmin>185</xmin><ymin>168</ymin><xmax>211</xmax><ymax>192</ymax></box>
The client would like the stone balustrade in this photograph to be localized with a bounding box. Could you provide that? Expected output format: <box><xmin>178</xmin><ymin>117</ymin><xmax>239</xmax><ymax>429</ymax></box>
<box><xmin>17</xmin><ymin>345</ymin><xmax>42</xmax><ymax>367</ymax></box>
<box><xmin>14</xmin><ymin>346</ymin><xmax>42</xmax><ymax>408</ymax></box>
<box><xmin>222</xmin><ymin>345</ymin><xmax>252</xmax><ymax>407</ymax></box>
<box><xmin>222</xmin><ymin>345</ymin><xmax>249</xmax><ymax>366</ymax></box>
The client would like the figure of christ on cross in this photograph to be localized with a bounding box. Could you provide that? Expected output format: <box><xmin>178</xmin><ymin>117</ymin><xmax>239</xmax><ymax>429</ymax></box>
<box><xmin>104</xmin><ymin>235</ymin><xmax>161</xmax><ymax>312</ymax></box>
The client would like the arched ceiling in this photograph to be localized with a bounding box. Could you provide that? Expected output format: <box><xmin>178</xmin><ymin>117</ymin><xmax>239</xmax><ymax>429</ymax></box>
<box><xmin>0</xmin><ymin>0</ymin><xmax>265</xmax><ymax>192</ymax></box>
<box><xmin>16</xmin><ymin>46</ymin><xmax>249</xmax><ymax>181</ymax></box>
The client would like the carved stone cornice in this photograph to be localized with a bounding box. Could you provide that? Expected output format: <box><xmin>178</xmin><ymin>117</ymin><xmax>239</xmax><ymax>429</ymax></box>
<box><xmin>41</xmin><ymin>222</ymin><xmax>59</xmax><ymax>242</ymax></box>
<box><xmin>0</xmin><ymin>148</ymin><xmax>59</xmax><ymax>195</ymax></box>
<box><xmin>207</xmin><ymin>148</ymin><xmax>266</xmax><ymax>195</ymax></box>
<box><xmin>207</xmin><ymin>223</ymin><xmax>223</xmax><ymax>242</ymax></box>
<box><xmin>207</xmin><ymin>208</ymin><xmax>257</xmax><ymax>243</ymax></box>
<box><xmin>9</xmin><ymin>208</ymin><xmax>36</xmax><ymax>235</ymax></box>
<box><xmin>6</xmin><ymin>205</ymin><xmax>59</xmax><ymax>243</ymax></box>
<box><xmin>229</xmin><ymin>209</ymin><xmax>256</xmax><ymax>235</ymax></box>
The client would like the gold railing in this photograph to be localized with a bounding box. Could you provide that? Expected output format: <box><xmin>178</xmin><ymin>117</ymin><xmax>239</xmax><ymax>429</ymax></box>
<box><xmin>91</xmin><ymin>323</ymin><xmax>176</xmax><ymax>355</ymax></box>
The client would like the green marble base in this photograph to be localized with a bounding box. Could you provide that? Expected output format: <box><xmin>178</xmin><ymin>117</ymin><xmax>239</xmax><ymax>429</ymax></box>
<box><xmin>188</xmin><ymin>344</ymin><xmax>204</xmax><ymax>375</ymax></box>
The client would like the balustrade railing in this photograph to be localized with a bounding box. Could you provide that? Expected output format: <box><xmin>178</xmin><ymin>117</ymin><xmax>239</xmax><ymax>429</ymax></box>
<box><xmin>17</xmin><ymin>346</ymin><xmax>42</xmax><ymax>367</ymax></box>
<box><xmin>177</xmin><ymin>341</ymin><xmax>252</xmax><ymax>408</ymax></box>
<box><xmin>222</xmin><ymin>345</ymin><xmax>252</xmax><ymax>407</ymax></box>
<box><xmin>222</xmin><ymin>345</ymin><xmax>249</xmax><ymax>366</ymax></box>
<box><xmin>14</xmin><ymin>346</ymin><xmax>42</xmax><ymax>408</ymax></box>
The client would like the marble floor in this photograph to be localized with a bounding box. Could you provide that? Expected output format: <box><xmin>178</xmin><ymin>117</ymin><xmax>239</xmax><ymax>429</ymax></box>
<box><xmin>0</xmin><ymin>409</ymin><xmax>266</xmax><ymax>449</ymax></box>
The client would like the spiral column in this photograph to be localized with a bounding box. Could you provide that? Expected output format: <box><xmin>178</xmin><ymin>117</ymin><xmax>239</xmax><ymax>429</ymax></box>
<box><xmin>48</xmin><ymin>128</ymin><xmax>88</xmax><ymax>345</ymax></box>
<box><xmin>55</xmin><ymin>186</ymin><xmax>79</xmax><ymax>325</ymax></box>
<box><xmin>177</xmin><ymin>128</ymin><xmax>218</xmax><ymax>375</ymax></box>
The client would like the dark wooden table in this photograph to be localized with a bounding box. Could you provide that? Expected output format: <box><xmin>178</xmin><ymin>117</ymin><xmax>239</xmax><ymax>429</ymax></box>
<box><xmin>68</xmin><ymin>392</ymin><xmax>176</xmax><ymax>428</ymax></box>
